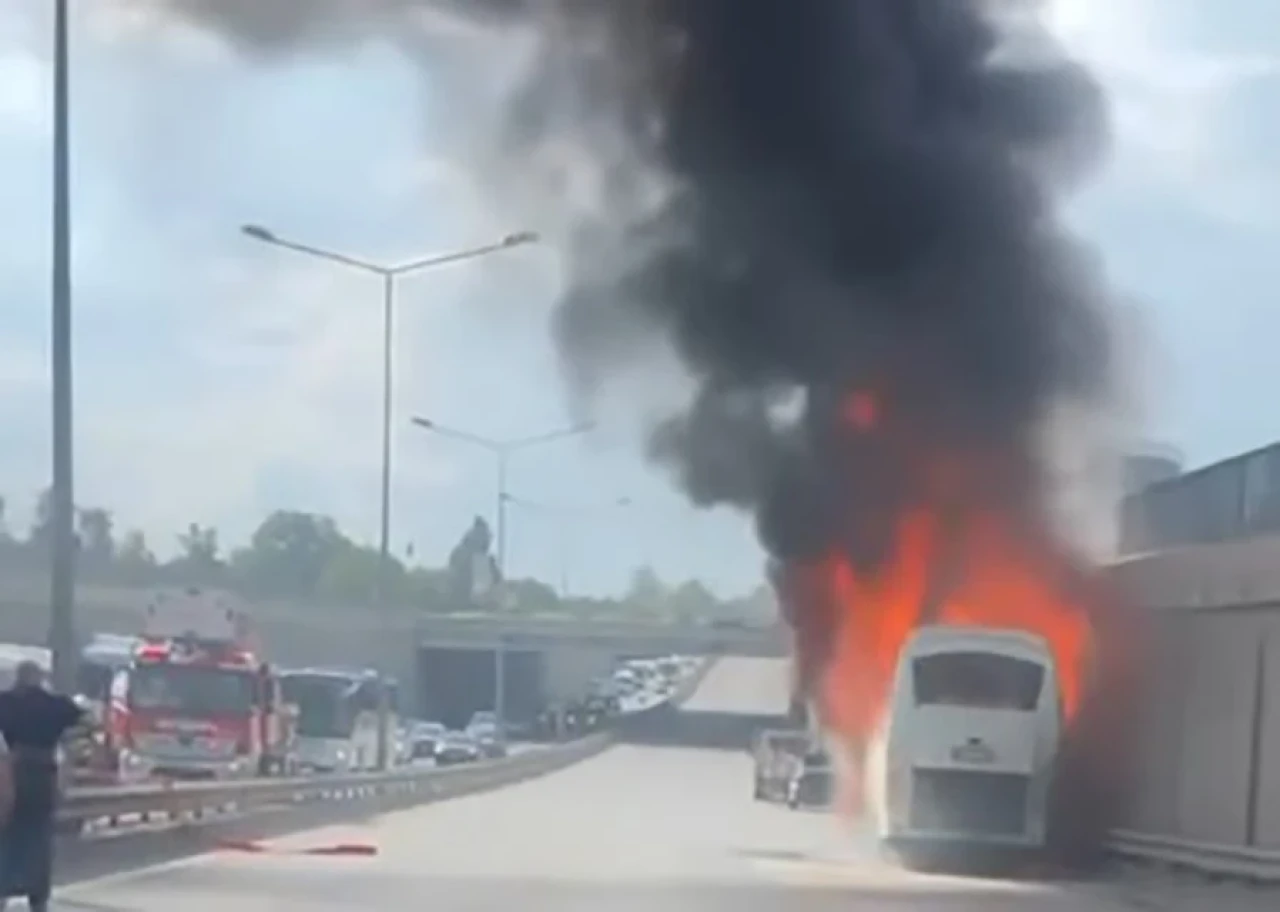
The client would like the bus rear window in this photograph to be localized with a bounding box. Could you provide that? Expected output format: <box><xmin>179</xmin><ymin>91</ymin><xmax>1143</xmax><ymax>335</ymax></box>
<box><xmin>912</xmin><ymin>652</ymin><xmax>1045</xmax><ymax>711</ymax></box>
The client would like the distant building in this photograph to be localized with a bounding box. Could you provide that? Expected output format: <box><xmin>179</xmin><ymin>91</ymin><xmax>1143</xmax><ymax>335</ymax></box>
<box><xmin>1118</xmin><ymin>441</ymin><xmax>1280</xmax><ymax>555</ymax></box>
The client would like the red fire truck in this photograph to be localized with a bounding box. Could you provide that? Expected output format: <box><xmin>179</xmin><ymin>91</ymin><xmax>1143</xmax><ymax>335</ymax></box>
<box><xmin>102</xmin><ymin>588</ymin><xmax>296</xmax><ymax>781</ymax></box>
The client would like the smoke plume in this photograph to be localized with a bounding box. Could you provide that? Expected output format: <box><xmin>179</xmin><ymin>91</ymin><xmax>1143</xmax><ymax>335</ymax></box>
<box><xmin>497</xmin><ymin>0</ymin><xmax>1116</xmax><ymax>566</ymax></box>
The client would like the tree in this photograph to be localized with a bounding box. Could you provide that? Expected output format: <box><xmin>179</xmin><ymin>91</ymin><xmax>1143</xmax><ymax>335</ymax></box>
<box><xmin>178</xmin><ymin>523</ymin><xmax>219</xmax><ymax>562</ymax></box>
<box><xmin>502</xmin><ymin>578</ymin><xmax>560</xmax><ymax>614</ymax></box>
<box><xmin>77</xmin><ymin>507</ymin><xmax>115</xmax><ymax>570</ymax></box>
<box><xmin>0</xmin><ymin>495</ymin><xmax>16</xmax><ymax>566</ymax></box>
<box><xmin>166</xmin><ymin>522</ymin><xmax>224</xmax><ymax>582</ymax></box>
<box><xmin>626</xmin><ymin>565</ymin><xmax>666</xmax><ymax>612</ymax></box>
<box><xmin>445</xmin><ymin>516</ymin><xmax>499</xmax><ymax>609</ymax></box>
<box><xmin>315</xmin><ymin>543</ymin><xmax>384</xmax><ymax>602</ymax></box>
<box><xmin>233</xmin><ymin>511</ymin><xmax>349</xmax><ymax>597</ymax></box>
<box><xmin>406</xmin><ymin>566</ymin><xmax>449</xmax><ymax>610</ymax></box>
<box><xmin>26</xmin><ymin>488</ymin><xmax>53</xmax><ymax>552</ymax></box>
<box><xmin>115</xmin><ymin>529</ymin><xmax>157</xmax><ymax>584</ymax></box>
<box><xmin>666</xmin><ymin>579</ymin><xmax>718</xmax><ymax>623</ymax></box>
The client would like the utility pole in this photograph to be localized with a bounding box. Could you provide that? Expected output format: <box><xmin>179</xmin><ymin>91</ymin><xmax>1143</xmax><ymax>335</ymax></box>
<box><xmin>48</xmin><ymin>0</ymin><xmax>77</xmax><ymax>693</ymax></box>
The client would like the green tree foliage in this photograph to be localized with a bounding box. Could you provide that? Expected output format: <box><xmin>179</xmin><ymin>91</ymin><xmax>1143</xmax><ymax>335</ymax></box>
<box><xmin>77</xmin><ymin>507</ymin><xmax>115</xmax><ymax>571</ymax></box>
<box><xmin>115</xmin><ymin>530</ymin><xmax>157</xmax><ymax>585</ymax></box>
<box><xmin>0</xmin><ymin>490</ymin><xmax>759</xmax><ymax>621</ymax></box>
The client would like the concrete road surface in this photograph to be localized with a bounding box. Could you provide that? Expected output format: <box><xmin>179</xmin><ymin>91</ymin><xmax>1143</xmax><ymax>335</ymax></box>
<box><xmin>54</xmin><ymin>659</ymin><xmax>1257</xmax><ymax>912</ymax></box>
<box><xmin>681</xmin><ymin>657</ymin><xmax>792</xmax><ymax>715</ymax></box>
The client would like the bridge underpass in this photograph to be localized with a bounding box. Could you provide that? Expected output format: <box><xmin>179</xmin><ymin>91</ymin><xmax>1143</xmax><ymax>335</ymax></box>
<box><xmin>415</xmin><ymin>643</ymin><xmax>618</xmax><ymax>729</ymax></box>
<box><xmin>55</xmin><ymin>658</ymin><xmax>1220</xmax><ymax>912</ymax></box>
<box><xmin>416</xmin><ymin>646</ymin><xmax>541</xmax><ymax>730</ymax></box>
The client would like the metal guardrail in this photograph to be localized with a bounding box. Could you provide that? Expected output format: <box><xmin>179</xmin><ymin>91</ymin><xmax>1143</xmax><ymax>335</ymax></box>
<box><xmin>1108</xmin><ymin>830</ymin><xmax>1280</xmax><ymax>883</ymax></box>
<box><xmin>59</xmin><ymin>734</ymin><xmax>610</xmax><ymax>834</ymax></box>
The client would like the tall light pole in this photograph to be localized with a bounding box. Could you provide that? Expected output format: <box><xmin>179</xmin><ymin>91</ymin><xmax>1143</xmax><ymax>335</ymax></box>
<box><xmin>409</xmin><ymin>417</ymin><xmax>594</xmax><ymax>732</ymax></box>
<box><xmin>500</xmin><ymin>492</ymin><xmax>632</xmax><ymax>598</ymax></box>
<box><xmin>48</xmin><ymin>0</ymin><xmax>76</xmax><ymax>693</ymax></box>
<box><xmin>241</xmin><ymin>224</ymin><xmax>537</xmax><ymax>611</ymax></box>
<box><xmin>408</xmin><ymin>418</ymin><xmax>594</xmax><ymax>576</ymax></box>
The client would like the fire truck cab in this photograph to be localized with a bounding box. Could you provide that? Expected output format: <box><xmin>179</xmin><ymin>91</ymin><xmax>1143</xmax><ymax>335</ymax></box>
<box><xmin>103</xmin><ymin>588</ymin><xmax>296</xmax><ymax>782</ymax></box>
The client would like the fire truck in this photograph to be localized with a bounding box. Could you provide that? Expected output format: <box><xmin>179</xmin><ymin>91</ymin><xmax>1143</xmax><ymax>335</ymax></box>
<box><xmin>101</xmin><ymin>588</ymin><xmax>297</xmax><ymax>781</ymax></box>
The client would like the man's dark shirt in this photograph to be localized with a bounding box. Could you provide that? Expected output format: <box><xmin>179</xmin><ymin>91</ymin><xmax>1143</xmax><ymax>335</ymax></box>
<box><xmin>0</xmin><ymin>687</ymin><xmax>82</xmax><ymax>818</ymax></box>
<box><xmin>0</xmin><ymin>686</ymin><xmax>81</xmax><ymax>751</ymax></box>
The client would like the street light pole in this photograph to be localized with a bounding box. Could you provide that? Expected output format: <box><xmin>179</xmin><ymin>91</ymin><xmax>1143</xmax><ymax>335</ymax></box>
<box><xmin>496</xmin><ymin>451</ymin><xmax>509</xmax><ymax>575</ymax></box>
<box><xmin>409</xmin><ymin>417</ymin><xmax>595</xmax><ymax>731</ymax></box>
<box><xmin>378</xmin><ymin>271</ymin><xmax>394</xmax><ymax>605</ymax></box>
<box><xmin>242</xmin><ymin>224</ymin><xmax>537</xmax><ymax>611</ymax></box>
<box><xmin>48</xmin><ymin>0</ymin><xmax>76</xmax><ymax>693</ymax></box>
<box><xmin>408</xmin><ymin>417</ymin><xmax>594</xmax><ymax>579</ymax></box>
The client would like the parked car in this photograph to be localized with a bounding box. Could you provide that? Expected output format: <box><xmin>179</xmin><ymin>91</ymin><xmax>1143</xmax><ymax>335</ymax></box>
<box><xmin>434</xmin><ymin>731</ymin><xmax>482</xmax><ymax>766</ymax></box>
<box><xmin>408</xmin><ymin>721</ymin><xmax>447</xmax><ymax>761</ymax></box>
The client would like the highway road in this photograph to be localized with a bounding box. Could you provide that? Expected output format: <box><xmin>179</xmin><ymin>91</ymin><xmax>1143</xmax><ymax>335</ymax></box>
<box><xmin>55</xmin><ymin>659</ymin><xmax>1252</xmax><ymax>912</ymax></box>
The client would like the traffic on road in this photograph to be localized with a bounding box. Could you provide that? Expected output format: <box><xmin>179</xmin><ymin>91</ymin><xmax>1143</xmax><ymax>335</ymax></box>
<box><xmin>0</xmin><ymin>591</ymin><xmax>707</xmax><ymax>789</ymax></box>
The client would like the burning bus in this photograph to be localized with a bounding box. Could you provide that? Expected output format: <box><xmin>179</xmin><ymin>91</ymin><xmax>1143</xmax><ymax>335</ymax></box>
<box><xmin>872</xmin><ymin>626</ymin><xmax>1064</xmax><ymax>862</ymax></box>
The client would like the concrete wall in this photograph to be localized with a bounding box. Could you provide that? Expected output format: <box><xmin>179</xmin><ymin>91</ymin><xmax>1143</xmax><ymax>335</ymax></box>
<box><xmin>1111</xmin><ymin>537</ymin><xmax>1280</xmax><ymax>853</ymax></box>
<box><xmin>415</xmin><ymin>646</ymin><xmax>545</xmax><ymax>728</ymax></box>
<box><xmin>541</xmin><ymin>645</ymin><xmax>615</xmax><ymax>704</ymax></box>
<box><xmin>413</xmin><ymin>643</ymin><xmax>617</xmax><ymax>727</ymax></box>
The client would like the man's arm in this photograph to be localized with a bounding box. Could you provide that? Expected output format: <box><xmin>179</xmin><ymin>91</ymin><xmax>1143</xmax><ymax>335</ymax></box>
<box><xmin>56</xmin><ymin>693</ymin><xmax>84</xmax><ymax>734</ymax></box>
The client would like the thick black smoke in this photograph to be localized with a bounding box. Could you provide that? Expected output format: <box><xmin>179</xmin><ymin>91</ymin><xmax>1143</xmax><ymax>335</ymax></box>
<box><xmin>144</xmin><ymin>0</ymin><xmax>1114</xmax><ymax>567</ymax></box>
<box><xmin>505</xmin><ymin>0</ymin><xmax>1115</xmax><ymax>566</ymax></box>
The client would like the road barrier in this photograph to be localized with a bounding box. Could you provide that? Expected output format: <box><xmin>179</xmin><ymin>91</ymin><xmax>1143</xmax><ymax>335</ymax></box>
<box><xmin>59</xmin><ymin>734</ymin><xmax>610</xmax><ymax>836</ymax></box>
<box><xmin>1108</xmin><ymin>830</ymin><xmax>1280</xmax><ymax>883</ymax></box>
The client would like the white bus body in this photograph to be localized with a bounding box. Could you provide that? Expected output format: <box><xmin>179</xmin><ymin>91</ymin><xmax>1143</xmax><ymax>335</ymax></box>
<box><xmin>874</xmin><ymin>626</ymin><xmax>1062</xmax><ymax>857</ymax></box>
<box><xmin>279</xmin><ymin>669</ymin><xmax>397</xmax><ymax>773</ymax></box>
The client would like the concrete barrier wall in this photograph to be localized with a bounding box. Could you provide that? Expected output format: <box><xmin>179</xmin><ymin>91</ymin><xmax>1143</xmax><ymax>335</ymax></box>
<box><xmin>1113</xmin><ymin>538</ymin><xmax>1280</xmax><ymax>855</ymax></box>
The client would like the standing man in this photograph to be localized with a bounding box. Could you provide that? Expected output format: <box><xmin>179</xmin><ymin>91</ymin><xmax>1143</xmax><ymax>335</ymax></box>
<box><xmin>0</xmin><ymin>661</ymin><xmax>82</xmax><ymax>912</ymax></box>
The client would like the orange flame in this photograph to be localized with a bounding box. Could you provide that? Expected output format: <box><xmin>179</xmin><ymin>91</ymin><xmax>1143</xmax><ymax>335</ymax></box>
<box><xmin>787</xmin><ymin>392</ymin><xmax>1099</xmax><ymax>817</ymax></box>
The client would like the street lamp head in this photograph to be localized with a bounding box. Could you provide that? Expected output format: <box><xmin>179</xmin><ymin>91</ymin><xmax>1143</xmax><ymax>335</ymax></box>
<box><xmin>410</xmin><ymin>416</ymin><xmax>435</xmax><ymax>430</ymax></box>
<box><xmin>502</xmin><ymin>230</ymin><xmax>540</xmax><ymax>247</ymax></box>
<box><xmin>241</xmin><ymin>224</ymin><xmax>276</xmax><ymax>242</ymax></box>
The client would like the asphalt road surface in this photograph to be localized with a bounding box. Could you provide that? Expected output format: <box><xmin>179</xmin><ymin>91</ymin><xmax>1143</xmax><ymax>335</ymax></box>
<box><xmin>54</xmin><ymin>658</ymin><xmax>1252</xmax><ymax>912</ymax></box>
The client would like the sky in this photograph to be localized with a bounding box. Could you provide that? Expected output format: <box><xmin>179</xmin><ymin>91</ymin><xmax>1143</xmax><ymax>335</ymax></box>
<box><xmin>0</xmin><ymin>0</ymin><xmax>1276</xmax><ymax>597</ymax></box>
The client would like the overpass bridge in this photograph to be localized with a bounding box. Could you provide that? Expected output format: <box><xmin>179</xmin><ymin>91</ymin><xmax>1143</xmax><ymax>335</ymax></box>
<box><xmin>0</xmin><ymin>580</ymin><xmax>788</xmax><ymax>728</ymax></box>
<box><xmin>415</xmin><ymin>613</ymin><xmax>789</xmax><ymax>657</ymax></box>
